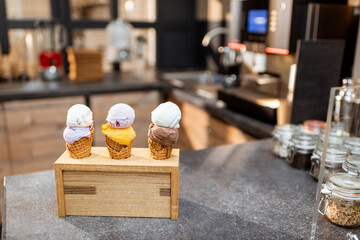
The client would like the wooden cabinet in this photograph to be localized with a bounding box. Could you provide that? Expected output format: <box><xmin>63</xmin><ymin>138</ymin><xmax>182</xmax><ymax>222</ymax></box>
<box><xmin>0</xmin><ymin>104</ymin><xmax>11</xmax><ymax>221</ymax></box>
<box><xmin>0</xmin><ymin>104</ymin><xmax>11</xmax><ymax>179</ymax></box>
<box><xmin>91</xmin><ymin>91</ymin><xmax>159</xmax><ymax>148</ymax></box>
<box><xmin>207</xmin><ymin>116</ymin><xmax>255</xmax><ymax>147</ymax></box>
<box><xmin>172</xmin><ymin>100</ymin><xmax>255</xmax><ymax>151</ymax></box>
<box><xmin>4</xmin><ymin>96</ymin><xmax>85</xmax><ymax>175</ymax></box>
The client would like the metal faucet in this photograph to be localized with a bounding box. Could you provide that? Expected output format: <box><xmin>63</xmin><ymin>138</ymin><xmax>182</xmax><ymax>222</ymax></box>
<box><xmin>202</xmin><ymin>27</ymin><xmax>242</xmax><ymax>74</ymax></box>
<box><xmin>202</xmin><ymin>27</ymin><xmax>229</xmax><ymax>47</ymax></box>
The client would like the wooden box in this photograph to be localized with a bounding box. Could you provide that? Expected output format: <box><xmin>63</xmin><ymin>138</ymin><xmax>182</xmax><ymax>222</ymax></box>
<box><xmin>54</xmin><ymin>147</ymin><xmax>179</xmax><ymax>220</ymax></box>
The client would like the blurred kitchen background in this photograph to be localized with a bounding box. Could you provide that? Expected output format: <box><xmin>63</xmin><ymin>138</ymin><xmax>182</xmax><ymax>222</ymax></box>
<box><xmin>0</xmin><ymin>0</ymin><xmax>360</xmax><ymax>222</ymax></box>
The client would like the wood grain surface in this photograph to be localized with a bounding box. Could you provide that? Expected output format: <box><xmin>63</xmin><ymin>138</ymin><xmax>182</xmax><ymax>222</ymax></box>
<box><xmin>54</xmin><ymin>147</ymin><xmax>179</xmax><ymax>219</ymax></box>
<box><xmin>63</xmin><ymin>171</ymin><xmax>171</xmax><ymax>218</ymax></box>
<box><xmin>55</xmin><ymin>147</ymin><xmax>179</xmax><ymax>173</ymax></box>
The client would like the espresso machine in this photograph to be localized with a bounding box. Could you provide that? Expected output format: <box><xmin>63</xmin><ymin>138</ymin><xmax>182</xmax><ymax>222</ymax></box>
<box><xmin>218</xmin><ymin>0</ymin><xmax>358</xmax><ymax>125</ymax></box>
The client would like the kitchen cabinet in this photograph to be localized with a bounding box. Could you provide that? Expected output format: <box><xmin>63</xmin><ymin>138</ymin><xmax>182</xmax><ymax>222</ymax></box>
<box><xmin>0</xmin><ymin>104</ymin><xmax>11</xmax><ymax>222</ymax></box>
<box><xmin>91</xmin><ymin>91</ymin><xmax>160</xmax><ymax>148</ymax></box>
<box><xmin>3</xmin><ymin>96</ymin><xmax>85</xmax><ymax>175</ymax></box>
<box><xmin>172</xmin><ymin>99</ymin><xmax>255</xmax><ymax>151</ymax></box>
<box><xmin>0</xmin><ymin>104</ymin><xmax>11</xmax><ymax>178</ymax></box>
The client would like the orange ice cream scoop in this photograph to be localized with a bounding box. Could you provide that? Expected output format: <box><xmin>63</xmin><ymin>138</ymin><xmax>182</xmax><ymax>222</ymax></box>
<box><xmin>101</xmin><ymin>123</ymin><xmax>136</xmax><ymax>145</ymax></box>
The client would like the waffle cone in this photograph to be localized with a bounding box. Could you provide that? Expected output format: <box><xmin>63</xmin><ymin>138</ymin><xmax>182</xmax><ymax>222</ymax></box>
<box><xmin>105</xmin><ymin>135</ymin><xmax>133</xmax><ymax>159</ymax></box>
<box><xmin>66</xmin><ymin>127</ymin><xmax>94</xmax><ymax>159</ymax></box>
<box><xmin>148</xmin><ymin>138</ymin><xmax>173</xmax><ymax>160</ymax></box>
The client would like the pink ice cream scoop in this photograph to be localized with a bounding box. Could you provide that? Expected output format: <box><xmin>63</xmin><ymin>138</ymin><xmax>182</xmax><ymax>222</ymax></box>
<box><xmin>63</xmin><ymin>126</ymin><xmax>92</xmax><ymax>143</ymax></box>
<box><xmin>106</xmin><ymin>103</ymin><xmax>135</xmax><ymax>128</ymax></box>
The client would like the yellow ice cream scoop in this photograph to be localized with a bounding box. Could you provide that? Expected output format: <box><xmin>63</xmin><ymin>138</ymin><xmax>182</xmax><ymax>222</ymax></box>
<box><xmin>101</xmin><ymin>123</ymin><xmax>136</xmax><ymax>145</ymax></box>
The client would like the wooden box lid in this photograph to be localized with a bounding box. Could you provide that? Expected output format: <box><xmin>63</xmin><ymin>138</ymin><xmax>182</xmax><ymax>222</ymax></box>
<box><xmin>54</xmin><ymin>147</ymin><xmax>179</xmax><ymax>173</ymax></box>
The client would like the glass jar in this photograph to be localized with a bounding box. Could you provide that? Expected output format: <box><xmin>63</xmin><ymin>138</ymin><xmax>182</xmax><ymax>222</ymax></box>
<box><xmin>344</xmin><ymin>137</ymin><xmax>360</xmax><ymax>155</ymax></box>
<box><xmin>316</xmin><ymin>126</ymin><xmax>348</xmax><ymax>150</ymax></box>
<box><xmin>310</xmin><ymin>147</ymin><xmax>347</xmax><ymax>182</ymax></box>
<box><xmin>287</xmin><ymin>131</ymin><xmax>318</xmax><ymax>170</ymax></box>
<box><xmin>318</xmin><ymin>173</ymin><xmax>360</xmax><ymax>228</ymax></box>
<box><xmin>343</xmin><ymin>154</ymin><xmax>360</xmax><ymax>176</ymax></box>
<box><xmin>272</xmin><ymin>124</ymin><xmax>299</xmax><ymax>159</ymax></box>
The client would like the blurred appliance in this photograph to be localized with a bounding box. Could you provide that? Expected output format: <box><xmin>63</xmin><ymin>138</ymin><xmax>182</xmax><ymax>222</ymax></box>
<box><xmin>218</xmin><ymin>1</ymin><xmax>355</xmax><ymax>125</ymax></box>
<box><xmin>219</xmin><ymin>40</ymin><xmax>345</xmax><ymax>124</ymax></box>
<box><xmin>266</xmin><ymin>1</ymin><xmax>356</xmax><ymax>55</ymax></box>
<box><xmin>106</xmin><ymin>19</ymin><xmax>133</xmax><ymax>67</ymax></box>
<box><xmin>36</xmin><ymin>20</ymin><xmax>67</xmax><ymax>81</ymax></box>
<box><xmin>245</xmin><ymin>9</ymin><xmax>268</xmax><ymax>42</ymax></box>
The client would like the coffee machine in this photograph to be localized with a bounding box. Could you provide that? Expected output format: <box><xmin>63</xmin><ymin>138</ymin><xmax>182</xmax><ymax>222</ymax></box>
<box><xmin>218</xmin><ymin>0</ymin><xmax>358</xmax><ymax>124</ymax></box>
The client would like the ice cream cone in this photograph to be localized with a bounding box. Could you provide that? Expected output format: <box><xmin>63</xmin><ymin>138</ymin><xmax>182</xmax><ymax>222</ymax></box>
<box><xmin>66</xmin><ymin>127</ymin><xmax>94</xmax><ymax>159</ymax></box>
<box><xmin>105</xmin><ymin>135</ymin><xmax>133</xmax><ymax>159</ymax></box>
<box><xmin>148</xmin><ymin>138</ymin><xmax>173</xmax><ymax>160</ymax></box>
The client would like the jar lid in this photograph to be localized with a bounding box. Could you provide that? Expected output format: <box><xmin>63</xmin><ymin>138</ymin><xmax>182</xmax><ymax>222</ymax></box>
<box><xmin>323</xmin><ymin>173</ymin><xmax>360</xmax><ymax>200</ymax></box>
<box><xmin>303</xmin><ymin>120</ymin><xmax>326</xmax><ymax>135</ymax></box>
<box><xmin>344</xmin><ymin>137</ymin><xmax>360</xmax><ymax>154</ymax></box>
<box><xmin>325</xmin><ymin>147</ymin><xmax>347</xmax><ymax>164</ymax></box>
<box><xmin>319</xmin><ymin>127</ymin><xmax>348</xmax><ymax>145</ymax></box>
<box><xmin>273</xmin><ymin>124</ymin><xmax>299</xmax><ymax>140</ymax></box>
<box><xmin>312</xmin><ymin>147</ymin><xmax>347</xmax><ymax>164</ymax></box>
<box><xmin>292</xmin><ymin>131</ymin><xmax>318</xmax><ymax>150</ymax></box>
<box><xmin>343</xmin><ymin>155</ymin><xmax>360</xmax><ymax>175</ymax></box>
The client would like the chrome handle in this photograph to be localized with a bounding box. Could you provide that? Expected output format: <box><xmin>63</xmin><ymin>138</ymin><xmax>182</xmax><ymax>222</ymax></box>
<box><xmin>309</xmin><ymin>159</ymin><xmax>320</xmax><ymax>178</ymax></box>
<box><xmin>318</xmin><ymin>192</ymin><xmax>333</xmax><ymax>216</ymax></box>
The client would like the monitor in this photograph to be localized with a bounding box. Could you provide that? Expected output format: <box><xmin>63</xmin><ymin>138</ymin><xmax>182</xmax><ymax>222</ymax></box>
<box><xmin>247</xmin><ymin>9</ymin><xmax>268</xmax><ymax>34</ymax></box>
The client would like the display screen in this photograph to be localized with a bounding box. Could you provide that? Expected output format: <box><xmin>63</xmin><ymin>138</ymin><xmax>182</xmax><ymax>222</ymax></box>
<box><xmin>247</xmin><ymin>9</ymin><xmax>268</xmax><ymax>34</ymax></box>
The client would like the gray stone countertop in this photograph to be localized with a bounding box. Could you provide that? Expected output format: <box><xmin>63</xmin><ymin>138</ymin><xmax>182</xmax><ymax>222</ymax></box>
<box><xmin>3</xmin><ymin>139</ymin><xmax>351</xmax><ymax>239</ymax></box>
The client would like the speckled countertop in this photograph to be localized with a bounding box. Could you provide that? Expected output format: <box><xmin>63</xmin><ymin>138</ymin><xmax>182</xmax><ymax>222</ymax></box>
<box><xmin>2</xmin><ymin>139</ymin><xmax>357</xmax><ymax>239</ymax></box>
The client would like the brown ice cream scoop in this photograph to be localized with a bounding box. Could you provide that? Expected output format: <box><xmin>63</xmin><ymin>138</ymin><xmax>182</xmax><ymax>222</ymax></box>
<box><xmin>148</xmin><ymin>123</ymin><xmax>178</xmax><ymax>147</ymax></box>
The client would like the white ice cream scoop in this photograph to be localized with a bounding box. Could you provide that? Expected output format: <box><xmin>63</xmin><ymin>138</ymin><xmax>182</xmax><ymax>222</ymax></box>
<box><xmin>106</xmin><ymin>103</ymin><xmax>135</xmax><ymax>128</ymax></box>
<box><xmin>151</xmin><ymin>101</ymin><xmax>181</xmax><ymax>128</ymax></box>
<box><xmin>66</xmin><ymin>104</ymin><xmax>93</xmax><ymax>127</ymax></box>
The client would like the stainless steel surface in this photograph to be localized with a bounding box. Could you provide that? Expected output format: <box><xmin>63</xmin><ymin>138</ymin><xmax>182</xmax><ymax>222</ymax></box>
<box><xmin>162</xmin><ymin>71</ymin><xmax>222</xmax><ymax>100</ymax></box>
<box><xmin>162</xmin><ymin>71</ymin><xmax>213</xmax><ymax>85</ymax></box>
<box><xmin>241</xmin><ymin>73</ymin><xmax>281</xmax><ymax>97</ymax></box>
<box><xmin>229</xmin><ymin>0</ymin><xmax>244</xmax><ymax>43</ymax></box>
<box><xmin>242</xmin><ymin>73</ymin><xmax>280</xmax><ymax>86</ymax></box>
<box><xmin>353</xmin><ymin>17</ymin><xmax>360</xmax><ymax>79</ymax></box>
<box><xmin>267</xmin><ymin>0</ymin><xmax>293</xmax><ymax>50</ymax></box>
